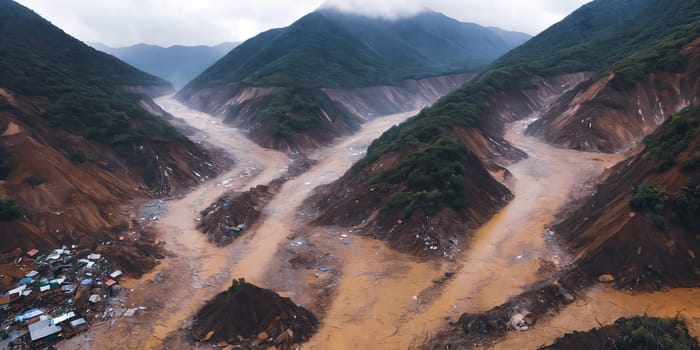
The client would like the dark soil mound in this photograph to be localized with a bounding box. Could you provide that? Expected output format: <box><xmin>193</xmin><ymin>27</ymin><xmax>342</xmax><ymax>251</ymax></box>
<box><xmin>197</xmin><ymin>185</ymin><xmax>275</xmax><ymax>245</ymax></box>
<box><xmin>541</xmin><ymin>317</ymin><xmax>699</xmax><ymax>350</ymax></box>
<box><xmin>192</xmin><ymin>279</ymin><xmax>318</xmax><ymax>349</ymax></box>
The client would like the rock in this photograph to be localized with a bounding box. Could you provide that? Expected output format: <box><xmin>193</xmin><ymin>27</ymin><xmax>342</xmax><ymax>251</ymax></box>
<box><xmin>598</xmin><ymin>274</ymin><xmax>615</xmax><ymax>283</ymax></box>
<box><xmin>257</xmin><ymin>331</ymin><xmax>269</xmax><ymax>341</ymax></box>
<box><xmin>524</xmin><ymin>312</ymin><xmax>536</xmax><ymax>326</ymax></box>
<box><xmin>216</xmin><ymin>341</ymin><xmax>228</xmax><ymax>347</ymax></box>
<box><xmin>508</xmin><ymin>313</ymin><xmax>530</xmax><ymax>331</ymax></box>
<box><xmin>203</xmin><ymin>330</ymin><xmax>215</xmax><ymax>342</ymax></box>
<box><xmin>562</xmin><ymin>293</ymin><xmax>575</xmax><ymax>303</ymax></box>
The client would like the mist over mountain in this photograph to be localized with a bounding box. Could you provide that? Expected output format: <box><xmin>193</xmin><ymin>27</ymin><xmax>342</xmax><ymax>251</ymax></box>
<box><xmin>92</xmin><ymin>42</ymin><xmax>239</xmax><ymax>89</ymax></box>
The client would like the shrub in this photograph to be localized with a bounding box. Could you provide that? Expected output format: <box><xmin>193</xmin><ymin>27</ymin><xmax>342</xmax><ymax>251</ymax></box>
<box><xmin>630</xmin><ymin>183</ymin><xmax>668</xmax><ymax>212</ymax></box>
<box><xmin>0</xmin><ymin>162</ymin><xmax>9</xmax><ymax>180</ymax></box>
<box><xmin>682</xmin><ymin>151</ymin><xmax>700</xmax><ymax>171</ymax></box>
<box><xmin>672</xmin><ymin>178</ymin><xmax>700</xmax><ymax>229</ymax></box>
<box><xmin>25</xmin><ymin>175</ymin><xmax>46</xmax><ymax>187</ymax></box>
<box><xmin>643</xmin><ymin>107</ymin><xmax>699</xmax><ymax>172</ymax></box>
<box><xmin>0</xmin><ymin>198</ymin><xmax>20</xmax><ymax>220</ymax></box>
<box><xmin>228</xmin><ymin>278</ymin><xmax>246</xmax><ymax>293</ymax></box>
<box><xmin>66</xmin><ymin>151</ymin><xmax>87</xmax><ymax>163</ymax></box>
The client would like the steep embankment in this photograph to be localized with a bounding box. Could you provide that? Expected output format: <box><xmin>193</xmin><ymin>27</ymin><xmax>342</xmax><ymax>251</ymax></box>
<box><xmin>528</xmin><ymin>37</ymin><xmax>700</xmax><ymax>152</ymax></box>
<box><xmin>556</xmin><ymin>106</ymin><xmax>700</xmax><ymax>289</ymax></box>
<box><xmin>307</xmin><ymin>73</ymin><xmax>588</xmax><ymax>257</ymax></box>
<box><xmin>177</xmin><ymin>74</ymin><xmax>474</xmax><ymax>150</ymax></box>
<box><xmin>0</xmin><ymin>1</ymin><xmax>218</xmax><ymax>263</ymax></box>
<box><xmin>177</xmin><ymin>9</ymin><xmax>528</xmax><ymax>150</ymax></box>
<box><xmin>309</xmin><ymin>0</ymin><xmax>700</xmax><ymax>258</ymax></box>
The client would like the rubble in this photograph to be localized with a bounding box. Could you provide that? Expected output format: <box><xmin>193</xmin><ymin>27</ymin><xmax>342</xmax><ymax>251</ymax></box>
<box><xmin>0</xmin><ymin>246</ymin><xmax>129</xmax><ymax>349</ymax></box>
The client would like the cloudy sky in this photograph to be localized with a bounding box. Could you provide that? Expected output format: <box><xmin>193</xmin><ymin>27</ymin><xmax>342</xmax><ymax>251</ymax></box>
<box><xmin>16</xmin><ymin>0</ymin><xmax>590</xmax><ymax>47</ymax></box>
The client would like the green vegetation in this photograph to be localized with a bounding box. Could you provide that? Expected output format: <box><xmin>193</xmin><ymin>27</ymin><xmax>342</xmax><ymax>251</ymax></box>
<box><xmin>630</xmin><ymin>183</ymin><xmax>668</xmax><ymax>229</ymax></box>
<box><xmin>643</xmin><ymin>107</ymin><xmax>699</xmax><ymax>172</ymax></box>
<box><xmin>375</xmin><ymin>137</ymin><xmax>470</xmax><ymax>217</ymax></box>
<box><xmin>255</xmin><ymin>87</ymin><xmax>353</xmax><ymax>140</ymax></box>
<box><xmin>0</xmin><ymin>1</ymin><xmax>179</xmax><ymax>147</ymax></box>
<box><xmin>615</xmin><ymin>317</ymin><xmax>695</xmax><ymax>350</ymax></box>
<box><xmin>0</xmin><ymin>161</ymin><xmax>9</xmax><ymax>180</ymax></box>
<box><xmin>24</xmin><ymin>175</ymin><xmax>46</xmax><ymax>187</ymax></box>
<box><xmin>66</xmin><ymin>151</ymin><xmax>87</xmax><ymax>163</ymax></box>
<box><xmin>683</xmin><ymin>151</ymin><xmax>700</xmax><ymax>171</ymax></box>
<box><xmin>228</xmin><ymin>278</ymin><xmax>247</xmax><ymax>293</ymax></box>
<box><xmin>0</xmin><ymin>197</ymin><xmax>20</xmax><ymax>220</ymax></box>
<box><xmin>672</xmin><ymin>178</ymin><xmax>700</xmax><ymax>230</ymax></box>
<box><xmin>185</xmin><ymin>10</ymin><xmax>528</xmax><ymax>90</ymax></box>
<box><xmin>345</xmin><ymin>0</ymin><xmax>700</xmax><ymax>218</ymax></box>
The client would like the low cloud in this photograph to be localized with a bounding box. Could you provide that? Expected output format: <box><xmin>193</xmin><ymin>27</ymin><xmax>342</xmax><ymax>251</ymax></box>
<box><xmin>16</xmin><ymin>0</ymin><xmax>590</xmax><ymax>47</ymax></box>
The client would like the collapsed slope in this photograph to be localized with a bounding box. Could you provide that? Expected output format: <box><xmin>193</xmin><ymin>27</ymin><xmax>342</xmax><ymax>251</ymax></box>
<box><xmin>177</xmin><ymin>9</ymin><xmax>528</xmax><ymax>150</ymax></box>
<box><xmin>0</xmin><ymin>1</ymin><xmax>218</xmax><ymax>261</ymax></box>
<box><xmin>308</xmin><ymin>0</ymin><xmax>700</xmax><ymax>258</ymax></box>
<box><xmin>557</xmin><ymin>106</ymin><xmax>700</xmax><ymax>289</ymax></box>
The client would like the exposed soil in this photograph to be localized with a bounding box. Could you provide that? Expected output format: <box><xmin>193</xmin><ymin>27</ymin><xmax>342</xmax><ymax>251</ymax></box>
<box><xmin>197</xmin><ymin>185</ymin><xmax>275</xmax><ymax>245</ymax></box>
<box><xmin>526</xmin><ymin>37</ymin><xmax>700</xmax><ymax>152</ymax></box>
<box><xmin>0</xmin><ymin>87</ymin><xmax>220</xmax><ymax>279</ymax></box>
<box><xmin>192</xmin><ymin>280</ymin><xmax>318</xmax><ymax>349</ymax></box>
<box><xmin>58</xmin><ymin>98</ymin><xmax>417</xmax><ymax>350</ymax></box>
<box><xmin>176</xmin><ymin>74</ymin><xmax>472</xmax><ymax>151</ymax></box>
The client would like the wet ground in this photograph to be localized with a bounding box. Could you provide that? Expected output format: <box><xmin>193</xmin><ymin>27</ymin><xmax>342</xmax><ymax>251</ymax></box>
<box><xmin>61</xmin><ymin>99</ymin><xmax>698</xmax><ymax>350</ymax></box>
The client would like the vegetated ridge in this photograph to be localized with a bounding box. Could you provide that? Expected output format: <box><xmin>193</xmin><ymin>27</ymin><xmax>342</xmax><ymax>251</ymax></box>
<box><xmin>308</xmin><ymin>0</ymin><xmax>700</xmax><ymax>257</ymax></box>
<box><xmin>92</xmin><ymin>42</ymin><xmax>239</xmax><ymax>89</ymax></box>
<box><xmin>0</xmin><ymin>0</ymin><xmax>219</xmax><ymax>273</ymax></box>
<box><xmin>176</xmin><ymin>9</ymin><xmax>529</xmax><ymax>150</ymax></box>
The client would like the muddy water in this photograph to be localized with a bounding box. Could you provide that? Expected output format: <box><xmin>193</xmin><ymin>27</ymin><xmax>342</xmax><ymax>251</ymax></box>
<box><xmin>495</xmin><ymin>287</ymin><xmax>700</xmax><ymax>349</ymax></box>
<box><xmin>306</xmin><ymin>117</ymin><xmax>626</xmax><ymax>349</ymax></box>
<box><xmin>63</xmin><ymin>97</ymin><xmax>418</xmax><ymax>349</ymax></box>
<box><xmin>226</xmin><ymin>110</ymin><xmax>417</xmax><ymax>287</ymax></box>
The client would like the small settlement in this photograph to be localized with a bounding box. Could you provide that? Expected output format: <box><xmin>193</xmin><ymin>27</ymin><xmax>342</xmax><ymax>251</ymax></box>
<box><xmin>0</xmin><ymin>246</ymin><xmax>126</xmax><ymax>349</ymax></box>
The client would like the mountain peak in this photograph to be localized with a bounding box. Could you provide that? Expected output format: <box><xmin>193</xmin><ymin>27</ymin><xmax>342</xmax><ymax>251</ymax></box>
<box><xmin>318</xmin><ymin>0</ymin><xmax>431</xmax><ymax>20</ymax></box>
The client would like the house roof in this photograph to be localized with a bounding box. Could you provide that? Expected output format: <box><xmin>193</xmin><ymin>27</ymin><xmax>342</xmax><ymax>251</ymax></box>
<box><xmin>26</xmin><ymin>249</ymin><xmax>39</xmax><ymax>257</ymax></box>
<box><xmin>28</xmin><ymin>319</ymin><xmax>61</xmax><ymax>341</ymax></box>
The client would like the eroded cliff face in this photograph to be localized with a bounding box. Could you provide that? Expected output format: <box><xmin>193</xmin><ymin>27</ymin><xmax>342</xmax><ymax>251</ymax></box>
<box><xmin>0</xmin><ymin>88</ymin><xmax>218</xmax><ymax>256</ymax></box>
<box><xmin>554</xmin><ymin>109</ymin><xmax>700</xmax><ymax>289</ymax></box>
<box><xmin>305</xmin><ymin>73</ymin><xmax>593</xmax><ymax>257</ymax></box>
<box><xmin>322</xmin><ymin>73</ymin><xmax>475</xmax><ymax>119</ymax></box>
<box><xmin>527</xmin><ymin>38</ymin><xmax>700</xmax><ymax>152</ymax></box>
<box><xmin>175</xmin><ymin>74</ymin><xmax>474</xmax><ymax>151</ymax></box>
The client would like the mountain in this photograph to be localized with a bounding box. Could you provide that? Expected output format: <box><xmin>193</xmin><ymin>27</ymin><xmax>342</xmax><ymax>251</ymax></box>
<box><xmin>92</xmin><ymin>42</ymin><xmax>239</xmax><ymax>89</ymax></box>
<box><xmin>556</xmin><ymin>106</ymin><xmax>700</xmax><ymax>289</ymax></box>
<box><xmin>177</xmin><ymin>9</ymin><xmax>530</xmax><ymax>150</ymax></box>
<box><xmin>308</xmin><ymin>0</ymin><xmax>700</xmax><ymax>256</ymax></box>
<box><xmin>0</xmin><ymin>0</ymin><xmax>218</xmax><ymax>267</ymax></box>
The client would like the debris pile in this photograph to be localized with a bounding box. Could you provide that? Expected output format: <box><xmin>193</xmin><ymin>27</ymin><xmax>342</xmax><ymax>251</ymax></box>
<box><xmin>192</xmin><ymin>278</ymin><xmax>318</xmax><ymax>349</ymax></box>
<box><xmin>197</xmin><ymin>185</ymin><xmax>275</xmax><ymax>245</ymax></box>
<box><xmin>0</xmin><ymin>246</ymin><xmax>128</xmax><ymax>349</ymax></box>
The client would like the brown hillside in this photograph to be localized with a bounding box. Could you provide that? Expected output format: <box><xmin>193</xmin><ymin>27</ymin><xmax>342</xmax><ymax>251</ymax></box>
<box><xmin>555</xmin><ymin>107</ymin><xmax>700</xmax><ymax>289</ymax></box>
<box><xmin>0</xmin><ymin>88</ymin><xmax>218</xmax><ymax>274</ymax></box>
<box><xmin>527</xmin><ymin>37</ymin><xmax>700</xmax><ymax>152</ymax></box>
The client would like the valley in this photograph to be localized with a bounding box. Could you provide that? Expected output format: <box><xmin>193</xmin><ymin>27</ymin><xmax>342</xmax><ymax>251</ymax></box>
<box><xmin>3</xmin><ymin>1</ymin><xmax>700</xmax><ymax>349</ymax></box>
<box><xmin>61</xmin><ymin>96</ymin><xmax>645</xmax><ymax>350</ymax></box>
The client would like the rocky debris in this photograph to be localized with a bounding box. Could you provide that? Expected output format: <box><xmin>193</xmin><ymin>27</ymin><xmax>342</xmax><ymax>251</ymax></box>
<box><xmin>423</xmin><ymin>279</ymin><xmax>577</xmax><ymax>349</ymax></box>
<box><xmin>0</xmin><ymin>245</ymin><xmax>132</xmax><ymax>348</ymax></box>
<box><xmin>597</xmin><ymin>274</ymin><xmax>615</xmax><ymax>283</ymax></box>
<box><xmin>197</xmin><ymin>185</ymin><xmax>275</xmax><ymax>245</ymax></box>
<box><xmin>541</xmin><ymin>317</ymin><xmax>699</xmax><ymax>349</ymax></box>
<box><xmin>192</xmin><ymin>279</ymin><xmax>318</xmax><ymax>349</ymax></box>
